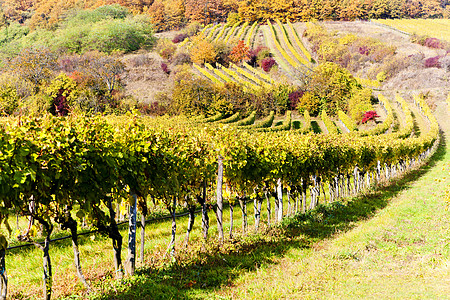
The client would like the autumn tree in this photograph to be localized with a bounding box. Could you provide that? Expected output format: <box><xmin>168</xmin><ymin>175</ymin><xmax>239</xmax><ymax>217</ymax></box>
<box><xmin>1</xmin><ymin>0</ymin><xmax>35</xmax><ymax>23</ymax></box>
<box><xmin>230</xmin><ymin>40</ymin><xmax>249</xmax><ymax>64</ymax></box>
<box><xmin>80</xmin><ymin>51</ymin><xmax>125</xmax><ymax>95</ymax></box>
<box><xmin>190</xmin><ymin>33</ymin><xmax>217</xmax><ymax>64</ymax></box>
<box><xmin>147</xmin><ymin>0</ymin><xmax>166</xmax><ymax>31</ymax></box>
<box><xmin>9</xmin><ymin>47</ymin><xmax>58</xmax><ymax>92</ymax></box>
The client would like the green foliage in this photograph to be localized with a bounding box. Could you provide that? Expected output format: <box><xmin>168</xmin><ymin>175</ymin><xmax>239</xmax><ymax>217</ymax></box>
<box><xmin>299</xmin><ymin>62</ymin><xmax>364</xmax><ymax>116</ymax></box>
<box><xmin>272</xmin><ymin>84</ymin><xmax>295</xmax><ymax>114</ymax></box>
<box><xmin>347</xmin><ymin>88</ymin><xmax>373</xmax><ymax>123</ymax></box>
<box><xmin>0</xmin><ymin>7</ymin><xmax>154</xmax><ymax>56</ymax></box>
<box><xmin>58</xmin><ymin>16</ymin><xmax>155</xmax><ymax>54</ymax></box>
<box><xmin>0</xmin><ymin>73</ymin><xmax>32</xmax><ymax>115</ymax></box>
<box><xmin>63</xmin><ymin>5</ymin><xmax>130</xmax><ymax>26</ymax></box>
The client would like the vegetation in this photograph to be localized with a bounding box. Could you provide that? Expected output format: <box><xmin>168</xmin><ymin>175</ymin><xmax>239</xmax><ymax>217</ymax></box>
<box><xmin>0</xmin><ymin>2</ymin><xmax>447</xmax><ymax>299</ymax></box>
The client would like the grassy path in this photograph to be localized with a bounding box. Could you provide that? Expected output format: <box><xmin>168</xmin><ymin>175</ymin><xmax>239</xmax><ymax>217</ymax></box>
<box><xmin>210</xmin><ymin>107</ymin><xmax>450</xmax><ymax>299</ymax></box>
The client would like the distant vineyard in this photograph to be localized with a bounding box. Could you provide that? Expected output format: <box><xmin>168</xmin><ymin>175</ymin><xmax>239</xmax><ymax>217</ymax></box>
<box><xmin>372</xmin><ymin>19</ymin><xmax>450</xmax><ymax>42</ymax></box>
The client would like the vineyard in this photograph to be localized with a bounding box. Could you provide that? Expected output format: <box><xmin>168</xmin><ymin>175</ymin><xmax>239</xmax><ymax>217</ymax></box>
<box><xmin>372</xmin><ymin>19</ymin><xmax>450</xmax><ymax>42</ymax></box>
<box><xmin>0</xmin><ymin>16</ymin><xmax>449</xmax><ymax>300</ymax></box>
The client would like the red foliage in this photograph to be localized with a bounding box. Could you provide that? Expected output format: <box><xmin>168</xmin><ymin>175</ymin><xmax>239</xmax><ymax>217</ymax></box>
<box><xmin>362</xmin><ymin>110</ymin><xmax>380</xmax><ymax>124</ymax></box>
<box><xmin>161</xmin><ymin>62</ymin><xmax>170</xmax><ymax>74</ymax></box>
<box><xmin>424</xmin><ymin>37</ymin><xmax>444</xmax><ymax>49</ymax></box>
<box><xmin>288</xmin><ymin>90</ymin><xmax>304</xmax><ymax>110</ymax></box>
<box><xmin>261</xmin><ymin>57</ymin><xmax>276</xmax><ymax>72</ymax></box>
<box><xmin>424</xmin><ymin>56</ymin><xmax>441</xmax><ymax>68</ymax></box>
<box><xmin>172</xmin><ymin>33</ymin><xmax>188</xmax><ymax>44</ymax></box>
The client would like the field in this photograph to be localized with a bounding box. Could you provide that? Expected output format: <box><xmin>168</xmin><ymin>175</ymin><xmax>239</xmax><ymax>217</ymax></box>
<box><xmin>372</xmin><ymin>19</ymin><xmax>450</xmax><ymax>42</ymax></box>
<box><xmin>0</xmin><ymin>12</ymin><xmax>449</xmax><ymax>300</ymax></box>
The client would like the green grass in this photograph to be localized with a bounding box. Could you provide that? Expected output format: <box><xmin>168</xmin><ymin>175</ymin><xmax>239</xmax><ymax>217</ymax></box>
<box><xmin>209</xmin><ymin>134</ymin><xmax>450</xmax><ymax>299</ymax></box>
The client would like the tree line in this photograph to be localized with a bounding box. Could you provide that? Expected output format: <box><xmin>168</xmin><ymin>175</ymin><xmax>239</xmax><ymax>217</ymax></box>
<box><xmin>0</xmin><ymin>0</ymin><xmax>448</xmax><ymax>33</ymax></box>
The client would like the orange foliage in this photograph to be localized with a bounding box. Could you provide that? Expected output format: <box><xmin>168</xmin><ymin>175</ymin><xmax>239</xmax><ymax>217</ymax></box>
<box><xmin>229</xmin><ymin>40</ymin><xmax>249</xmax><ymax>64</ymax></box>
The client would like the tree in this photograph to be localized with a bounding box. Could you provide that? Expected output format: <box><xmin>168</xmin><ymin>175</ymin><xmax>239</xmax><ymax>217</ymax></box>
<box><xmin>9</xmin><ymin>47</ymin><xmax>58</xmax><ymax>92</ymax></box>
<box><xmin>80</xmin><ymin>52</ymin><xmax>125</xmax><ymax>95</ymax></box>
<box><xmin>190</xmin><ymin>34</ymin><xmax>217</xmax><ymax>64</ymax></box>
<box><xmin>229</xmin><ymin>40</ymin><xmax>250</xmax><ymax>63</ymax></box>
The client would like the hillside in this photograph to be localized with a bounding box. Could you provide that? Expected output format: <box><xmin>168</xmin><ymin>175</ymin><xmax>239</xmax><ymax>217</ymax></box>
<box><xmin>0</xmin><ymin>3</ymin><xmax>448</xmax><ymax>299</ymax></box>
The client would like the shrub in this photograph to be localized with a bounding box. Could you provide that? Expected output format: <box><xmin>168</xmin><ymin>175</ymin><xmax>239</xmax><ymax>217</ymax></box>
<box><xmin>45</xmin><ymin>73</ymin><xmax>79</xmax><ymax>116</ymax></box>
<box><xmin>272</xmin><ymin>84</ymin><xmax>295</xmax><ymax>113</ymax></box>
<box><xmin>171</xmin><ymin>52</ymin><xmax>191</xmax><ymax>66</ymax></box>
<box><xmin>190</xmin><ymin>34</ymin><xmax>217</xmax><ymax>65</ymax></box>
<box><xmin>58</xmin><ymin>16</ymin><xmax>155</xmax><ymax>54</ymax></box>
<box><xmin>424</xmin><ymin>37</ymin><xmax>444</xmax><ymax>49</ymax></box>
<box><xmin>362</xmin><ymin>111</ymin><xmax>380</xmax><ymax>124</ymax></box>
<box><xmin>213</xmin><ymin>40</ymin><xmax>232</xmax><ymax>66</ymax></box>
<box><xmin>172</xmin><ymin>33</ymin><xmax>188</xmax><ymax>44</ymax></box>
<box><xmin>347</xmin><ymin>87</ymin><xmax>373</xmax><ymax>122</ymax></box>
<box><xmin>227</xmin><ymin>12</ymin><xmax>240</xmax><ymax>26</ymax></box>
<box><xmin>182</xmin><ymin>22</ymin><xmax>203</xmax><ymax>37</ymax></box>
<box><xmin>127</xmin><ymin>54</ymin><xmax>152</xmax><ymax>67</ymax></box>
<box><xmin>261</xmin><ymin>57</ymin><xmax>276</xmax><ymax>72</ymax></box>
<box><xmin>156</xmin><ymin>38</ymin><xmax>177</xmax><ymax>60</ymax></box>
<box><xmin>297</xmin><ymin>92</ymin><xmax>321</xmax><ymax>116</ymax></box>
<box><xmin>424</xmin><ymin>56</ymin><xmax>441</xmax><ymax>68</ymax></box>
<box><xmin>288</xmin><ymin>90</ymin><xmax>304</xmax><ymax>110</ymax></box>
<box><xmin>256</xmin><ymin>48</ymin><xmax>271</xmax><ymax>66</ymax></box>
<box><xmin>247</xmin><ymin>46</ymin><xmax>269</xmax><ymax>66</ymax></box>
<box><xmin>161</xmin><ymin>62</ymin><xmax>170</xmax><ymax>74</ymax></box>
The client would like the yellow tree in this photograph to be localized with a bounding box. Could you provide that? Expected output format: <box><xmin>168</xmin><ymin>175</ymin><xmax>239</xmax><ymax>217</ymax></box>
<box><xmin>190</xmin><ymin>33</ymin><xmax>217</xmax><ymax>64</ymax></box>
<box><xmin>165</xmin><ymin>0</ymin><xmax>185</xmax><ymax>30</ymax></box>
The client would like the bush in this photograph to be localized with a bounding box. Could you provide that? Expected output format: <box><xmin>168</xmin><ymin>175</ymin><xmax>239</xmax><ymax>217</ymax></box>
<box><xmin>288</xmin><ymin>90</ymin><xmax>304</xmax><ymax>110</ymax></box>
<box><xmin>424</xmin><ymin>56</ymin><xmax>441</xmax><ymax>68</ymax></box>
<box><xmin>0</xmin><ymin>73</ymin><xmax>32</xmax><ymax>115</ymax></box>
<box><xmin>230</xmin><ymin>40</ymin><xmax>249</xmax><ymax>64</ymax></box>
<box><xmin>424</xmin><ymin>37</ymin><xmax>444</xmax><ymax>49</ymax></box>
<box><xmin>247</xmin><ymin>46</ymin><xmax>270</xmax><ymax>66</ymax></box>
<box><xmin>182</xmin><ymin>22</ymin><xmax>203</xmax><ymax>37</ymax></box>
<box><xmin>171</xmin><ymin>52</ymin><xmax>191</xmax><ymax>66</ymax></box>
<box><xmin>189</xmin><ymin>34</ymin><xmax>217</xmax><ymax>65</ymax></box>
<box><xmin>227</xmin><ymin>13</ymin><xmax>240</xmax><ymax>26</ymax></box>
<box><xmin>362</xmin><ymin>111</ymin><xmax>380</xmax><ymax>124</ymax></box>
<box><xmin>57</xmin><ymin>15</ymin><xmax>155</xmax><ymax>54</ymax></box>
<box><xmin>45</xmin><ymin>73</ymin><xmax>79</xmax><ymax>116</ymax></box>
<box><xmin>161</xmin><ymin>62</ymin><xmax>170</xmax><ymax>75</ymax></box>
<box><xmin>172</xmin><ymin>33</ymin><xmax>188</xmax><ymax>44</ymax></box>
<box><xmin>156</xmin><ymin>38</ymin><xmax>177</xmax><ymax>60</ymax></box>
<box><xmin>347</xmin><ymin>88</ymin><xmax>373</xmax><ymax>122</ymax></box>
<box><xmin>297</xmin><ymin>92</ymin><xmax>321</xmax><ymax>116</ymax></box>
<box><xmin>127</xmin><ymin>54</ymin><xmax>152</xmax><ymax>68</ymax></box>
<box><xmin>261</xmin><ymin>57</ymin><xmax>276</xmax><ymax>72</ymax></box>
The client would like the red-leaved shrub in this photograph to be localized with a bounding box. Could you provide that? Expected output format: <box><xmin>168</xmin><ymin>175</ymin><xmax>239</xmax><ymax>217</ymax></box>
<box><xmin>424</xmin><ymin>37</ymin><xmax>444</xmax><ymax>49</ymax></box>
<box><xmin>261</xmin><ymin>57</ymin><xmax>276</xmax><ymax>72</ymax></box>
<box><xmin>161</xmin><ymin>62</ymin><xmax>170</xmax><ymax>74</ymax></box>
<box><xmin>424</xmin><ymin>56</ymin><xmax>441</xmax><ymax>68</ymax></box>
<box><xmin>172</xmin><ymin>33</ymin><xmax>188</xmax><ymax>44</ymax></box>
<box><xmin>362</xmin><ymin>111</ymin><xmax>380</xmax><ymax>124</ymax></box>
<box><xmin>288</xmin><ymin>90</ymin><xmax>304</xmax><ymax>110</ymax></box>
